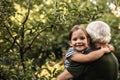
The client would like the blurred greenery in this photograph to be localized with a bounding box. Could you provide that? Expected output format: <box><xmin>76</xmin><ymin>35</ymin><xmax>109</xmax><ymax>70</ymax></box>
<box><xmin>0</xmin><ymin>0</ymin><xmax>120</xmax><ymax>79</ymax></box>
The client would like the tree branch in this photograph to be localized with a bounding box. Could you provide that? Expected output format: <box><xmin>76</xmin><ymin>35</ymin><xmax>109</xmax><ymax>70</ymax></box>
<box><xmin>1</xmin><ymin>37</ymin><xmax>16</xmax><ymax>55</ymax></box>
<box><xmin>22</xmin><ymin>0</ymin><xmax>30</xmax><ymax>25</ymax></box>
<box><xmin>4</xmin><ymin>23</ymin><xmax>20</xmax><ymax>47</ymax></box>
<box><xmin>24</xmin><ymin>26</ymin><xmax>52</xmax><ymax>53</ymax></box>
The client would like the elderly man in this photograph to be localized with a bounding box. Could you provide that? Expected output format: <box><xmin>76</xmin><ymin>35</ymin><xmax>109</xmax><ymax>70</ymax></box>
<box><xmin>72</xmin><ymin>21</ymin><xmax>119</xmax><ymax>80</ymax></box>
<box><xmin>83</xmin><ymin>21</ymin><xmax>119</xmax><ymax>80</ymax></box>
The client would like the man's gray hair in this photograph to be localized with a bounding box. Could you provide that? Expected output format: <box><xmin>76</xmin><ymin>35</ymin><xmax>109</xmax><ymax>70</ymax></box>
<box><xmin>86</xmin><ymin>21</ymin><xmax>111</xmax><ymax>43</ymax></box>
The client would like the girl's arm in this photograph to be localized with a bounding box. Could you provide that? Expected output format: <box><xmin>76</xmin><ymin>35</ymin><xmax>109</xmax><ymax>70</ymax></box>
<box><xmin>70</xmin><ymin>45</ymin><xmax>113</xmax><ymax>62</ymax></box>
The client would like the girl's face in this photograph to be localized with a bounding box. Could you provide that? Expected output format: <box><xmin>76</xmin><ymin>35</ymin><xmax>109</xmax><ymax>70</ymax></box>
<box><xmin>69</xmin><ymin>29</ymin><xmax>89</xmax><ymax>52</ymax></box>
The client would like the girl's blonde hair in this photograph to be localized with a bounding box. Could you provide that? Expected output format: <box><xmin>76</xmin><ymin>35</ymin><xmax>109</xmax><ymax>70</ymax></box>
<box><xmin>86</xmin><ymin>21</ymin><xmax>111</xmax><ymax>43</ymax></box>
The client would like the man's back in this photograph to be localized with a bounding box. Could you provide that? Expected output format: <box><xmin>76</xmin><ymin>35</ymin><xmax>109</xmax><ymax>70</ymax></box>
<box><xmin>84</xmin><ymin>53</ymin><xmax>119</xmax><ymax>80</ymax></box>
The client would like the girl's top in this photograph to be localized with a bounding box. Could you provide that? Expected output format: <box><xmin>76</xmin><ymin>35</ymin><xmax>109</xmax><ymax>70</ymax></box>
<box><xmin>64</xmin><ymin>47</ymin><xmax>91</xmax><ymax>78</ymax></box>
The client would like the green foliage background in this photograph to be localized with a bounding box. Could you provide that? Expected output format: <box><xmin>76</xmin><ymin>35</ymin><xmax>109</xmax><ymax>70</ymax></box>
<box><xmin>0</xmin><ymin>0</ymin><xmax>120</xmax><ymax>79</ymax></box>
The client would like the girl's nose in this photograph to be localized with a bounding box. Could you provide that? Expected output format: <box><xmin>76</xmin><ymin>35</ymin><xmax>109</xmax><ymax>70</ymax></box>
<box><xmin>77</xmin><ymin>39</ymin><xmax>82</xmax><ymax>43</ymax></box>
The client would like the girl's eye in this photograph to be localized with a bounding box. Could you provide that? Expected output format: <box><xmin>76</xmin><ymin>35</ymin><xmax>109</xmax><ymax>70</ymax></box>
<box><xmin>80</xmin><ymin>36</ymin><xmax>85</xmax><ymax>40</ymax></box>
<box><xmin>73</xmin><ymin>38</ymin><xmax>77</xmax><ymax>41</ymax></box>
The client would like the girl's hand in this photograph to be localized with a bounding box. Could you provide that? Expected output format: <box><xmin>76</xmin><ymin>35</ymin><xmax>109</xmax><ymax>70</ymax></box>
<box><xmin>101</xmin><ymin>44</ymin><xmax>114</xmax><ymax>53</ymax></box>
<box><xmin>107</xmin><ymin>44</ymin><xmax>115</xmax><ymax>52</ymax></box>
<box><xmin>101</xmin><ymin>47</ymin><xmax>111</xmax><ymax>53</ymax></box>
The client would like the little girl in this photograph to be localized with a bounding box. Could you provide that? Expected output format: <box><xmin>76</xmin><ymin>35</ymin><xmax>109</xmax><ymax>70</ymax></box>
<box><xmin>57</xmin><ymin>25</ymin><xmax>113</xmax><ymax>80</ymax></box>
